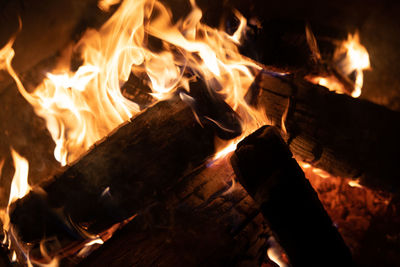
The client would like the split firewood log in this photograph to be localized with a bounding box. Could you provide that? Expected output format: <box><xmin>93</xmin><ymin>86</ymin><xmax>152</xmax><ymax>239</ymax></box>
<box><xmin>8</xmin><ymin>84</ymin><xmax>271</xmax><ymax>266</ymax></box>
<box><xmin>9</xmin><ymin>87</ymin><xmax>241</xmax><ymax>249</ymax></box>
<box><xmin>247</xmin><ymin>70</ymin><xmax>400</xmax><ymax>193</ymax></box>
<box><xmin>231</xmin><ymin>125</ymin><xmax>353</xmax><ymax>267</ymax></box>
<box><xmin>73</xmin><ymin>157</ymin><xmax>270</xmax><ymax>266</ymax></box>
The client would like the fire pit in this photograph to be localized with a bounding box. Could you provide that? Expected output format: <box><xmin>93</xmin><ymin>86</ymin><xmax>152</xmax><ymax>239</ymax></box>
<box><xmin>0</xmin><ymin>0</ymin><xmax>399</xmax><ymax>266</ymax></box>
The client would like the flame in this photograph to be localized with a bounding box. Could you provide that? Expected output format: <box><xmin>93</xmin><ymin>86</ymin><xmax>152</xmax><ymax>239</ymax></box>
<box><xmin>334</xmin><ymin>32</ymin><xmax>371</xmax><ymax>97</ymax></box>
<box><xmin>8</xmin><ymin>149</ymin><xmax>31</xmax><ymax>205</ymax></box>
<box><xmin>212</xmin><ymin>139</ymin><xmax>240</xmax><ymax>161</ymax></box>
<box><xmin>98</xmin><ymin>0</ymin><xmax>121</xmax><ymax>12</ymax></box>
<box><xmin>311</xmin><ymin>167</ymin><xmax>331</xmax><ymax>179</ymax></box>
<box><xmin>3</xmin><ymin>149</ymin><xmax>31</xmax><ymax>236</ymax></box>
<box><xmin>266</xmin><ymin>236</ymin><xmax>289</xmax><ymax>267</ymax></box>
<box><xmin>0</xmin><ymin>0</ymin><xmax>271</xmax><ymax>263</ymax></box>
<box><xmin>1</xmin><ymin>0</ymin><xmax>265</xmax><ymax>167</ymax></box>
<box><xmin>0</xmin><ymin>149</ymin><xmax>31</xmax><ymax>264</ymax></box>
<box><xmin>309</xmin><ymin>32</ymin><xmax>370</xmax><ymax>98</ymax></box>
<box><xmin>348</xmin><ymin>179</ymin><xmax>363</xmax><ymax>188</ymax></box>
<box><xmin>76</xmin><ymin>237</ymin><xmax>104</xmax><ymax>258</ymax></box>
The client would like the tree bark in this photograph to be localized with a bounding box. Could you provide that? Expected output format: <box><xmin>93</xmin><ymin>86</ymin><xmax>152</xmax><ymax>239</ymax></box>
<box><xmin>231</xmin><ymin>125</ymin><xmax>353</xmax><ymax>267</ymax></box>
<box><xmin>247</xmin><ymin>70</ymin><xmax>400</xmax><ymax>193</ymax></box>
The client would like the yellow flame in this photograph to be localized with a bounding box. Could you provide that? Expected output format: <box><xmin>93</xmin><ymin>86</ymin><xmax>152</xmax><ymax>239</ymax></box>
<box><xmin>336</xmin><ymin>32</ymin><xmax>370</xmax><ymax>97</ymax></box>
<box><xmin>311</xmin><ymin>167</ymin><xmax>331</xmax><ymax>179</ymax></box>
<box><xmin>348</xmin><ymin>179</ymin><xmax>363</xmax><ymax>188</ymax></box>
<box><xmin>8</xmin><ymin>149</ymin><xmax>31</xmax><ymax>205</ymax></box>
<box><xmin>0</xmin><ymin>34</ymin><xmax>16</xmax><ymax>71</ymax></box>
<box><xmin>1</xmin><ymin>0</ymin><xmax>266</xmax><ymax>166</ymax></box>
<box><xmin>212</xmin><ymin>140</ymin><xmax>239</xmax><ymax>160</ymax></box>
<box><xmin>310</xmin><ymin>32</ymin><xmax>370</xmax><ymax>98</ymax></box>
<box><xmin>0</xmin><ymin>0</ymin><xmax>267</xmax><ymax>264</ymax></box>
<box><xmin>267</xmin><ymin>236</ymin><xmax>289</xmax><ymax>267</ymax></box>
<box><xmin>300</xmin><ymin>162</ymin><xmax>311</xmax><ymax>169</ymax></box>
<box><xmin>0</xmin><ymin>149</ymin><xmax>31</xmax><ymax>264</ymax></box>
<box><xmin>1</xmin><ymin>149</ymin><xmax>31</xmax><ymax>233</ymax></box>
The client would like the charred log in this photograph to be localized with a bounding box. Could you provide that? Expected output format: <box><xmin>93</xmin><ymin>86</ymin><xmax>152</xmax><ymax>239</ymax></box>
<box><xmin>10</xmin><ymin>89</ymin><xmax>241</xmax><ymax>247</ymax></box>
<box><xmin>73</xmin><ymin>158</ymin><xmax>269</xmax><ymax>266</ymax></box>
<box><xmin>231</xmin><ymin>125</ymin><xmax>353</xmax><ymax>267</ymax></box>
<box><xmin>247</xmin><ymin>70</ymin><xmax>400</xmax><ymax>193</ymax></box>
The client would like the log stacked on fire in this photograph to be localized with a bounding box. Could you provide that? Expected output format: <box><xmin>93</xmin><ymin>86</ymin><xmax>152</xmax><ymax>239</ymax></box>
<box><xmin>6</xmin><ymin>58</ymin><xmax>399</xmax><ymax>266</ymax></box>
<box><xmin>8</xmin><ymin>78</ymin><xmax>354</xmax><ymax>266</ymax></box>
<box><xmin>247</xmin><ymin>70</ymin><xmax>400</xmax><ymax>193</ymax></box>
<box><xmin>231</xmin><ymin>126</ymin><xmax>353</xmax><ymax>266</ymax></box>
<box><xmin>9</xmin><ymin>87</ymin><xmax>241</xmax><ymax>245</ymax></box>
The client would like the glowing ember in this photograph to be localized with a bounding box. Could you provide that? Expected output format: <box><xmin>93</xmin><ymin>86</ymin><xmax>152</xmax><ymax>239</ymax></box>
<box><xmin>311</xmin><ymin>167</ymin><xmax>331</xmax><ymax>179</ymax></box>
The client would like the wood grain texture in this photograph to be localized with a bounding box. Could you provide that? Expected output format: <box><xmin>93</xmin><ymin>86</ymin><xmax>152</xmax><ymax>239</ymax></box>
<box><xmin>77</xmin><ymin>158</ymin><xmax>269</xmax><ymax>267</ymax></box>
<box><xmin>9</xmin><ymin>96</ymin><xmax>219</xmax><ymax>244</ymax></box>
<box><xmin>231</xmin><ymin>126</ymin><xmax>353</xmax><ymax>267</ymax></box>
<box><xmin>248</xmin><ymin>70</ymin><xmax>400</xmax><ymax>193</ymax></box>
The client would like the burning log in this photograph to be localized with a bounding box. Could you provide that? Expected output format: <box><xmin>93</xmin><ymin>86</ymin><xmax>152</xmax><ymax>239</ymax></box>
<box><xmin>75</xmin><ymin>158</ymin><xmax>269</xmax><ymax>266</ymax></box>
<box><xmin>231</xmin><ymin>125</ymin><xmax>353</xmax><ymax>266</ymax></box>
<box><xmin>7</xmin><ymin>86</ymin><xmax>270</xmax><ymax>265</ymax></box>
<box><xmin>247</xmin><ymin>70</ymin><xmax>400</xmax><ymax>193</ymax></box>
<box><xmin>9</xmin><ymin>89</ymin><xmax>241</xmax><ymax>247</ymax></box>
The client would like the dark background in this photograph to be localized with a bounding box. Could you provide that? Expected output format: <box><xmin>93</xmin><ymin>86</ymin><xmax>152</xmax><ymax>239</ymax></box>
<box><xmin>195</xmin><ymin>0</ymin><xmax>400</xmax><ymax>111</ymax></box>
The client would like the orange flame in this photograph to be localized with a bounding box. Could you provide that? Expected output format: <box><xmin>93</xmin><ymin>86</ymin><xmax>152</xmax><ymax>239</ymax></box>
<box><xmin>0</xmin><ymin>0</ymin><xmax>270</xmax><ymax>262</ymax></box>
<box><xmin>0</xmin><ymin>149</ymin><xmax>31</xmax><ymax>264</ymax></box>
<box><xmin>1</xmin><ymin>0</ymin><xmax>266</xmax><ymax>166</ymax></box>
<box><xmin>8</xmin><ymin>149</ymin><xmax>31</xmax><ymax>205</ymax></box>
<box><xmin>310</xmin><ymin>32</ymin><xmax>370</xmax><ymax>98</ymax></box>
<box><xmin>333</xmin><ymin>32</ymin><xmax>371</xmax><ymax>97</ymax></box>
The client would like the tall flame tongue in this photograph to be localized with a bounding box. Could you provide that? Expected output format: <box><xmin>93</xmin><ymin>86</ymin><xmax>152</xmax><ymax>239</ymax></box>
<box><xmin>8</xmin><ymin>149</ymin><xmax>30</xmax><ymax>205</ymax></box>
<box><xmin>0</xmin><ymin>149</ymin><xmax>31</xmax><ymax>263</ymax></box>
<box><xmin>2</xmin><ymin>0</ymin><xmax>264</xmax><ymax>166</ymax></box>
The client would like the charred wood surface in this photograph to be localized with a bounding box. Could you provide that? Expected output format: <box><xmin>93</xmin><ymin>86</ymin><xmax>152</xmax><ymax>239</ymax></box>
<box><xmin>10</xmin><ymin>92</ymin><xmax>241</xmax><ymax>247</ymax></box>
<box><xmin>76</xmin><ymin>158</ymin><xmax>269</xmax><ymax>267</ymax></box>
<box><xmin>247</xmin><ymin>70</ymin><xmax>400</xmax><ymax>193</ymax></box>
<box><xmin>231</xmin><ymin>125</ymin><xmax>353</xmax><ymax>267</ymax></box>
